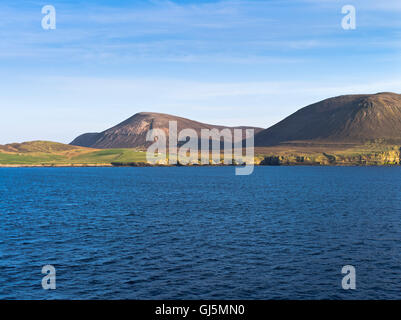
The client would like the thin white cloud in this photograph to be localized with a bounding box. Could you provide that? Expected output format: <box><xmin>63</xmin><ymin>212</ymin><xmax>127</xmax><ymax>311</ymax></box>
<box><xmin>1</xmin><ymin>74</ymin><xmax>401</xmax><ymax>144</ymax></box>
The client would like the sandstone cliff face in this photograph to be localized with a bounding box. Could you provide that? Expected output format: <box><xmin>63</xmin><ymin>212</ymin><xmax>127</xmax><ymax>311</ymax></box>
<box><xmin>259</xmin><ymin>147</ymin><xmax>401</xmax><ymax>166</ymax></box>
<box><xmin>334</xmin><ymin>150</ymin><xmax>401</xmax><ymax>166</ymax></box>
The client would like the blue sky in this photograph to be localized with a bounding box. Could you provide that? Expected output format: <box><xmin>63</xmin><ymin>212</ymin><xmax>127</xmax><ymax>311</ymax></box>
<box><xmin>1</xmin><ymin>0</ymin><xmax>401</xmax><ymax>144</ymax></box>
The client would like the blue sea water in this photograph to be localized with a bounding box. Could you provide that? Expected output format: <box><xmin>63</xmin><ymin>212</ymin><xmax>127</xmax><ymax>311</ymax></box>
<box><xmin>1</xmin><ymin>166</ymin><xmax>401</xmax><ymax>300</ymax></box>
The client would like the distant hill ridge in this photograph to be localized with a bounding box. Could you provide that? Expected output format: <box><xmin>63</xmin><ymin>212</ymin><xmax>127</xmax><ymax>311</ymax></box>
<box><xmin>255</xmin><ymin>92</ymin><xmax>401</xmax><ymax>146</ymax></box>
<box><xmin>70</xmin><ymin>112</ymin><xmax>263</xmax><ymax>149</ymax></box>
<box><xmin>3</xmin><ymin>93</ymin><xmax>401</xmax><ymax>167</ymax></box>
<box><xmin>0</xmin><ymin>140</ymin><xmax>89</xmax><ymax>153</ymax></box>
<box><xmin>70</xmin><ymin>92</ymin><xmax>401</xmax><ymax>149</ymax></box>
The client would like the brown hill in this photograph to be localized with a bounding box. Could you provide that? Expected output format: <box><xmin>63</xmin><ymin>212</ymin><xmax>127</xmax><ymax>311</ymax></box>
<box><xmin>70</xmin><ymin>112</ymin><xmax>263</xmax><ymax>149</ymax></box>
<box><xmin>0</xmin><ymin>140</ymin><xmax>92</xmax><ymax>153</ymax></box>
<box><xmin>255</xmin><ymin>92</ymin><xmax>401</xmax><ymax>147</ymax></box>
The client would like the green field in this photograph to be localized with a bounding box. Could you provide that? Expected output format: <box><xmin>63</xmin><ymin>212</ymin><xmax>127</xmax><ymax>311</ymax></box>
<box><xmin>1</xmin><ymin>140</ymin><xmax>400</xmax><ymax>166</ymax></box>
<box><xmin>0</xmin><ymin>141</ymin><xmax>147</xmax><ymax>166</ymax></box>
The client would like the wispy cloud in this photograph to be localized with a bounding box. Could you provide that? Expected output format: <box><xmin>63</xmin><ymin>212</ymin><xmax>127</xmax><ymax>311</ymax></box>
<box><xmin>0</xmin><ymin>0</ymin><xmax>369</xmax><ymax>64</ymax></box>
<box><xmin>1</xmin><ymin>74</ymin><xmax>401</xmax><ymax>144</ymax></box>
<box><xmin>0</xmin><ymin>0</ymin><xmax>401</xmax><ymax>143</ymax></box>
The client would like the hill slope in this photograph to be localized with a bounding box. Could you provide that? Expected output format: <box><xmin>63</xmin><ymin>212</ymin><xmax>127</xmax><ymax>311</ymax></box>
<box><xmin>70</xmin><ymin>112</ymin><xmax>263</xmax><ymax>149</ymax></box>
<box><xmin>0</xmin><ymin>141</ymin><xmax>89</xmax><ymax>154</ymax></box>
<box><xmin>255</xmin><ymin>92</ymin><xmax>401</xmax><ymax>147</ymax></box>
<box><xmin>0</xmin><ymin>141</ymin><xmax>146</xmax><ymax>165</ymax></box>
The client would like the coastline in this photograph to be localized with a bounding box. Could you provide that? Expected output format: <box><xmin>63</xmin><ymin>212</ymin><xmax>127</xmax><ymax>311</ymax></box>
<box><xmin>1</xmin><ymin>162</ymin><xmax>400</xmax><ymax>168</ymax></box>
<box><xmin>2</xmin><ymin>141</ymin><xmax>400</xmax><ymax>168</ymax></box>
<box><xmin>0</xmin><ymin>163</ymin><xmax>113</xmax><ymax>168</ymax></box>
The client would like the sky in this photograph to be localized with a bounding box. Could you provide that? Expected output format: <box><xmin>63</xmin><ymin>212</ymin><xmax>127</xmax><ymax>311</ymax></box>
<box><xmin>1</xmin><ymin>0</ymin><xmax>401</xmax><ymax>144</ymax></box>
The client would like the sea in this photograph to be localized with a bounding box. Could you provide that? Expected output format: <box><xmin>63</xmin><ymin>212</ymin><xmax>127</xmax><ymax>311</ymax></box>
<box><xmin>1</xmin><ymin>166</ymin><xmax>401</xmax><ymax>299</ymax></box>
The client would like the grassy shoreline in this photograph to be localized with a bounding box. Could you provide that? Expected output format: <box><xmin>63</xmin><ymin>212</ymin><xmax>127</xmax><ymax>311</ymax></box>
<box><xmin>1</xmin><ymin>140</ymin><xmax>400</xmax><ymax>167</ymax></box>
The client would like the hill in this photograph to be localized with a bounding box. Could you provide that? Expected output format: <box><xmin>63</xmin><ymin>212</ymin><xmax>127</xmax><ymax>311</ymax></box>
<box><xmin>255</xmin><ymin>92</ymin><xmax>401</xmax><ymax>147</ymax></box>
<box><xmin>70</xmin><ymin>112</ymin><xmax>263</xmax><ymax>149</ymax></box>
<box><xmin>3</xmin><ymin>92</ymin><xmax>401</xmax><ymax>166</ymax></box>
<box><xmin>0</xmin><ymin>141</ymin><xmax>146</xmax><ymax>166</ymax></box>
<box><xmin>0</xmin><ymin>140</ymin><xmax>88</xmax><ymax>154</ymax></box>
